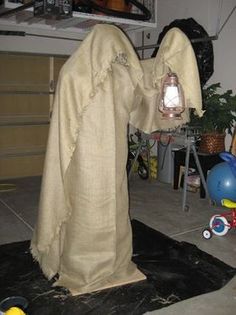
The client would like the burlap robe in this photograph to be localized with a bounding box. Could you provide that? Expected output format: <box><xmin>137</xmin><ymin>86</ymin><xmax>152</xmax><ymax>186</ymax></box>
<box><xmin>31</xmin><ymin>24</ymin><xmax>202</xmax><ymax>295</ymax></box>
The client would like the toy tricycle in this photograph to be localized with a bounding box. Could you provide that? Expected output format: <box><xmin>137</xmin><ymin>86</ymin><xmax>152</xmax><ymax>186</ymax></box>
<box><xmin>202</xmin><ymin>198</ymin><xmax>236</xmax><ymax>239</ymax></box>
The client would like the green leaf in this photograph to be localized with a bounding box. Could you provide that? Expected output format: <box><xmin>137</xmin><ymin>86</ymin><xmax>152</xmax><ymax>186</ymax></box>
<box><xmin>188</xmin><ymin>83</ymin><xmax>236</xmax><ymax>134</ymax></box>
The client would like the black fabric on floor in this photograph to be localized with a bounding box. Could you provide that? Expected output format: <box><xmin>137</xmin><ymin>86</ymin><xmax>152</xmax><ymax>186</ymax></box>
<box><xmin>0</xmin><ymin>220</ymin><xmax>235</xmax><ymax>315</ymax></box>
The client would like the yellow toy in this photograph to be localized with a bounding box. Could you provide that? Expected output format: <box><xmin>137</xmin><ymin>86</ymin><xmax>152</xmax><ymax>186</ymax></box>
<box><xmin>5</xmin><ymin>307</ymin><xmax>26</xmax><ymax>315</ymax></box>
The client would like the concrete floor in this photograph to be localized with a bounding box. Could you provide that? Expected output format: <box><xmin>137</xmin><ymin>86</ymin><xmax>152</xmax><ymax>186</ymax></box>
<box><xmin>0</xmin><ymin>175</ymin><xmax>235</xmax><ymax>314</ymax></box>
<box><xmin>129</xmin><ymin>177</ymin><xmax>236</xmax><ymax>315</ymax></box>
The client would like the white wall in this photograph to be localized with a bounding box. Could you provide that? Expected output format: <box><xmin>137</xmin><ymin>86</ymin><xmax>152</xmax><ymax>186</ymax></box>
<box><xmin>0</xmin><ymin>24</ymin><xmax>83</xmax><ymax>56</ymax></box>
<box><xmin>208</xmin><ymin>0</ymin><xmax>236</xmax><ymax>92</ymax></box>
<box><xmin>0</xmin><ymin>35</ymin><xmax>80</xmax><ymax>56</ymax></box>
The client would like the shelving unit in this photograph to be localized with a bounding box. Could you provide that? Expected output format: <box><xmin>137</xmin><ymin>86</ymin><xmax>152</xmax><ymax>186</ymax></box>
<box><xmin>0</xmin><ymin>0</ymin><xmax>157</xmax><ymax>38</ymax></box>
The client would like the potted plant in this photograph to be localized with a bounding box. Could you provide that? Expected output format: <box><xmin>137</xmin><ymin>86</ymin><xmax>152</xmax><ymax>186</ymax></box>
<box><xmin>189</xmin><ymin>83</ymin><xmax>236</xmax><ymax>154</ymax></box>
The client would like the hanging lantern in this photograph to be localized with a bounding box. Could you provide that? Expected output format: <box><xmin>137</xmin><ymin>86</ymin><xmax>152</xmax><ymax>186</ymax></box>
<box><xmin>159</xmin><ymin>72</ymin><xmax>185</xmax><ymax>119</ymax></box>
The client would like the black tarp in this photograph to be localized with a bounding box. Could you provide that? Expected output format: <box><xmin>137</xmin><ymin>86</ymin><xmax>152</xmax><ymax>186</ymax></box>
<box><xmin>0</xmin><ymin>220</ymin><xmax>235</xmax><ymax>314</ymax></box>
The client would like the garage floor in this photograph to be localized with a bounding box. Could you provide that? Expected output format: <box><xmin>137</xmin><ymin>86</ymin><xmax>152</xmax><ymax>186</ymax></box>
<box><xmin>0</xmin><ymin>175</ymin><xmax>235</xmax><ymax>314</ymax></box>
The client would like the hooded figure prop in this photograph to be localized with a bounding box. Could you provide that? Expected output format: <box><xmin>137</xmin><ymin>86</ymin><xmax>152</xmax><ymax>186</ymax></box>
<box><xmin>31</xmin><ymin>24</ymin><xmax>202</xmax><ymax>295</ymax></box>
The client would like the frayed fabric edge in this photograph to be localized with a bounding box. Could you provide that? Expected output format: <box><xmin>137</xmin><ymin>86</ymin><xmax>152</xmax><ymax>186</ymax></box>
<box><xmin>30</xmin><ymin>54</ymin><xmax>142</xmax><ymax>276</ymax></box>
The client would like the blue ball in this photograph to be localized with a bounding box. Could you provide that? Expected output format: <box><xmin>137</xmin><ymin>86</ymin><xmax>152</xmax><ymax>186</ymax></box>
<box><xmin>207</xmin><ymin>162</ymin><xmax>236</xmax><ymax>205</ymax></box>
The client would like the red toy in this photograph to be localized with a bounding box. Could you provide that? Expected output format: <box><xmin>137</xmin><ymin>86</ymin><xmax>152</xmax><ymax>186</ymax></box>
<box><xmin>202</xmin><ymin>199</ymin><xmax>236</xmax><ymax>239</ymax></box>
